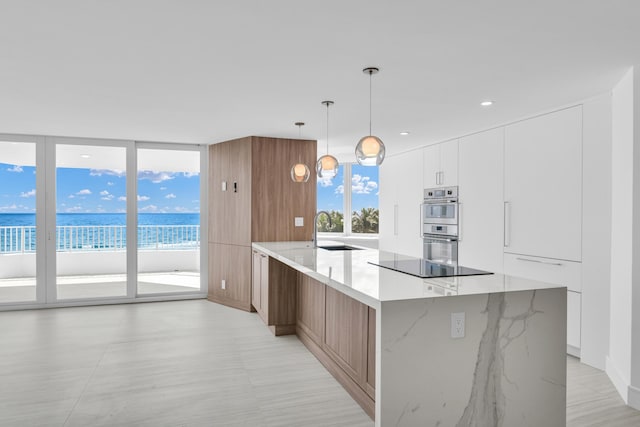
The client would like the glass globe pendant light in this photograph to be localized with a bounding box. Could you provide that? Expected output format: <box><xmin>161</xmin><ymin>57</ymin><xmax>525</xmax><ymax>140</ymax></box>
<box><xmin>355</xmin><ymin>67</ymin><xmax>386</xmax><ymax>166</ymax></box>
<box><xmin>290</xmin><ymin>122</ymin><xmax>311</xmax><ymax>183</ymax></box>
<box><xmin>316</xmin><ymin>100</ymin><xmax>339</xmax><ymax>179</ymax></box>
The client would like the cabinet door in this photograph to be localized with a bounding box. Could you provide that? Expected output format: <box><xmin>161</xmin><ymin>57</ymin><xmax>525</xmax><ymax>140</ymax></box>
<box><xmin>208</xmin><ymin>243</ymin><xmax>252</xmax><ymax>310</ymax></box>
<box><xmin>378</xmin><ymin>153</ymin><xmax>400</xmax><ymax>252</ymax></box>
<box><xmin>567</xmin><ymin>290</ymin><xmax>581</xmax><ymax>353</ymax></box>
<box><xmin>365</xmin><ymin>307</ymin><xmax>376</xmax><ymax>398</ymax></box>
<box><xmin>225</xmin><ymin>138</ymin><xmax>252</xmax><ymax>246</ymax></box>
<box><xmin>423</xmin><ymin>144</ymin><xmax>440</xmax><ymax>187</ymax></box>
<box><xmin>251</xmin><ymin>250</ymin><xmax>262</xmax><ymax>312</ymax></box>
<box><xmin>324</xmin><ymin>286</ymin><xmax>368</xmax><ymax>385</ymax></box>
<box><xmin>396</xmin><ymin>150</ymin><xmax>424</xmax><ymax>258</ymax></box>
<box><xmin>458</xmin><ymin>129</ymin><xmax>504</xmax><ymax>272</ymax></box>
<box><xmin>504</xmin><ymin>106</ymin><xmax>582</xmax><ymax>261</ymax></box>
<box><xmin>439</xmin><ymin>139</ymin><xmax>459</xmax><ymax>186</ymax></box>
<box><xmin>208</xmin><ymin>142</ymin><xmax>229</xmax><ymax>244</ymax></box>
<box><xmin>259</xmin><ymin>252</ymin><xmax>269</xmax><ymax>317</ymax></box>
<box><xmin>297</xmin><ymin>274</ymin><xmax>325</xmax><ymax>345</ymax></box>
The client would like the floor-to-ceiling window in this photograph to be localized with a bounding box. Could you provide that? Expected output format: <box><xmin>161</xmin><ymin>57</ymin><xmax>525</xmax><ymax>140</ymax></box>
<box><xmin>137</xmin><ymin>147</ymin><xmax>201</xmax><ymax>295</ymax></box>
<box><xmin>0</xmin><ymin>139</ymin><xmax>38</xmax><ymax>303</ymax></box>
<box><xmin>55</xmin><ymin>142</ymin><xmax>128</xmax><ymax>300</ymax></box>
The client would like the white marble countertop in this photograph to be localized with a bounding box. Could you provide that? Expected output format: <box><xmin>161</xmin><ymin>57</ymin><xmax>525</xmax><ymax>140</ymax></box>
<box><xmin>252</xmin><ymin>241</ymin><xmax>565</xmax><ymax>308</ymax></box>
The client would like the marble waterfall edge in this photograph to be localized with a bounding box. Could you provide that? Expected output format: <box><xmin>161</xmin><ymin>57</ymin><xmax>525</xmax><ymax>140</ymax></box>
<box><xmin>378</xmin><ymin>288</ymin><xmax>567</xmax><ymax>427</ymax></box>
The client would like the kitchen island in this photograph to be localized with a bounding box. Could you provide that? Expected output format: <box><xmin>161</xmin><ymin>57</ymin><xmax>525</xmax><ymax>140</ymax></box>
<box><xmin>252</xmin><ymin>241</ymin><xmax>567</xmax><ymax>427</ymax></box>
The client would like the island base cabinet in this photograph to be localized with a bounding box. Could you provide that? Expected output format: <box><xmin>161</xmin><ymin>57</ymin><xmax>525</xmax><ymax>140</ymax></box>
<box><xmin>295</xmin><ymin>275</ymin><xmax>376</xmax><ymax>419</ymax></box>
<box><xmin>252</xmin><ymin>250</ymin><xmax>297</xmax><ymax>335</ymax></box>
<box><xmin>208</xmin><ymin>243</ymin><xmax>252</xmax><ymax>312</ymax></box>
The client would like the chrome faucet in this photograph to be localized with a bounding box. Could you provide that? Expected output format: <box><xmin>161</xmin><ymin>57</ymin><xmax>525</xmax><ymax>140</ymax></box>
<box><xmin>313</xmin><ymin>211</ymin><xmax>332</xmax><ymax>248</ymax></box>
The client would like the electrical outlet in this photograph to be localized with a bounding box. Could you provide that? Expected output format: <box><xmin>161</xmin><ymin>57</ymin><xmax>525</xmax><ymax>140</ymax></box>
<box><xmin>294</xmin><ymin>217</ymin><xmax>304</xmax><ymax>227</ymax></box>
<box><xmin>221</xmin><ymin>279</ymin><xmax>226</xmax><ymax>290</ymax></box>
<box><xmin>451</xmin><ymin>312</ymin><xmax>465</xmax><ymax>338</ymax></box>
<box><xmin>221</xmin><ymin>181</ymin><xmax>227</xmax><ymax>191</ymax></box>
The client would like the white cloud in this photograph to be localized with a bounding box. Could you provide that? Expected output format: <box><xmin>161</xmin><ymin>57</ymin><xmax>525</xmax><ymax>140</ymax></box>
<box><xmin>160</xmin><ymin>187</ymin><xmax>167</xmax><ymax>191</ymax></box>
<box><xmin>137</xmin><ymin>195</ymin><xmax>150</xmax><ymax>201</ymax></box>
<box><xmin>335</xmin><ymin>185</ymin><xmax>345</xmax><ymax>194</ymax></box>
<box><xmin>318</xmin><ymin>175</ymin><xmax>335</xmax><ymax>187</ymax></box>
<box><xmin>100</xmin><ymin>190</ymin><xmax>110</xmax><ymax>196</ymax></box>
<box><xmin>138</xmin><ymin>171</ymin><xmax>175</xmax><ymax>184</ymax></box>
<box><xmin>65</xmin><ymin>206</ymin><xmax>84</xmax><ymax>213</ymax></box>
<box><xmin>90</xmin><ymin>169</ymin><xmax>126</xmax><ymax>178</ymax></box>
<box><xmin>0</xmin><ymin>204</ymin><xmax>18</xmax><ymax>211</ymax></box>
<box><xmin>174</xmin><ymin>206</ymin><xmax>189</xmax><ymax>212</ymax></box>
<box><xmin>68</xmin><ymin>194</ymin><xmax>75</xmax><ymax>199</ymax></box>
<box><xmin>139</xmin><ymin>204</ymin><xmax>158</xmax><ymax>212</ymax></box>
<box><xmin>76</xmin><ymin>189</ymin><xmax>92</xmax><ymax>195</ymax></box>
<box><xmin>7</xmin><ymin>165</ymin><xmax>23</xmax><ymax>173</ymax></box>
<box><xmin>107</xmin><ymin>181</ymin><xmax>115</xmax><ymax>186</ymax></box>
<box><xmin>182</xmin><ymin>172</ymin><xmax>199</xmax><ymax>178</ymax></box>
<box><xmin>351</xmin><ymin>174</ymin><xmax>378</xmax><ymax>194</ymax></box>
<box><xmin>101</xmin><ymin>194</ymin><xmax>114</xmax><ymax>201</ymax></box>
<box><xmin>165</xmin><ymin>193</ymin><xmax>176</xmax><ymax>199</ymax></box>
<box><xmin>118</xmin><ymin>196</ymin><xmax>126</xmax><ymax>202</ymax></box>
<box><xmin>20</xmin><ymin>189</ymin><xmax>36</xmax><ymax>198</ymax></box>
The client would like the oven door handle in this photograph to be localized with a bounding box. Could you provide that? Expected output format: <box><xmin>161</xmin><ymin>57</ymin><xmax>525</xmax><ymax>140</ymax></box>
<box><xmin>424</xmin><ymin>235</ymin><xmax>458</xmax><ymax>243</ymax></box>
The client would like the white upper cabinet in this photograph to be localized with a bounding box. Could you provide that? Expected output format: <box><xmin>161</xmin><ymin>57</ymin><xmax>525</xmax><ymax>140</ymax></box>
<box><xmin>458</xmin><ymin>128</ymin><xmax>504</xmax><ymax>272</ymax></box>
<box><xmin>423</xmin><ymin>140</ymin><xmax>458</xmax><ymax>188</ymax></box>
<box><xmin>504</xmin><ymin>106</ymin><xmax>583</xmax><ymax>261</ymax></box>
<box><xmin>379</xmin><ymin>150</ymin><xmax>423</xmax><ymax>258</ymax></box>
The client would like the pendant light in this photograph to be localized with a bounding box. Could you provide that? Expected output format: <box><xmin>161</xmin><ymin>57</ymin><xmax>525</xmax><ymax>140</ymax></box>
<box><xmin>317</xmin><ymin>100</ymin><xmax>339</xmax><ymax>179</ymax></box>
<box><xmin>290</xmin><ymin>122</ymin><xmax>311</xmax><ymax>183</ymax></box>
<box><xmin>355</xmin><ymin>67</ymin><xmax>386</xmax><ymax>166</ymax></box>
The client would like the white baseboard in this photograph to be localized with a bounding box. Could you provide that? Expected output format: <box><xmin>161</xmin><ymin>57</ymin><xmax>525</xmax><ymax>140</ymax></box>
<box><xmin>606</xmin><ymin>356</ymin><xmax>630</xmax><ymax>404</ymax></box>
<box><xmin>629</xmin><ymin>383</ymin><xmax>640</xmax><ymax>410</ymax></box>
<box><xmin>567</xmin><ymin>345</ymin><xmax>581</xmax><ymax>358</ymax></box>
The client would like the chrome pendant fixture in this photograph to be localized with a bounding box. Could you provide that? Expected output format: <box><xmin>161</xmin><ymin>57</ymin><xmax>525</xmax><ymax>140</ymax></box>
<box><xmin>355</xmin><ymin>67</ymin><xmax>386</xmax><ymax>166</ymax></box>
<box><xmin>290</xmin><ymin>121</ymin><xmax>311</xmax><ymax>183</ymax></box>
<box><xmin>317</xmin><ymin>100</ymin><xmax>339</xmax><ymax>179</ymax></box>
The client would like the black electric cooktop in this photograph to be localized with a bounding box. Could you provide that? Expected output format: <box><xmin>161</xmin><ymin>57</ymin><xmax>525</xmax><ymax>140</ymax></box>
<box><xmin>368</xmin><ymin>259</ymin><xmax>493</xmax><ymax>279</ymax></box>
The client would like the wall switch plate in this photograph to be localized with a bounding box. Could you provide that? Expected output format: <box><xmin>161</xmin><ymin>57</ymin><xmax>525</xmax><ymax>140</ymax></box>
<box><xmin>221</xmin><ymin>279</ymin><xmax>226</xmax><ymax>290</ymax></box>
<box><xmin>451</xmin><ymin>312</ymin><xmax>465</xmax><ymax>338</ymax></box>
<box><xmin>295</xmin><ymin>217</ymin><xmax>304</xmax><ymax>227</ymax></box>
<box><xmin>221</xmin><ymin>181</ymin><xmax>227</xmax><ymax>191</ymax></box>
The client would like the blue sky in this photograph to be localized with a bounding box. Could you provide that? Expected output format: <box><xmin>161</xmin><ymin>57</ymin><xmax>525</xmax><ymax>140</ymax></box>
<box><xmin>317</xmin><ymin>165</ymin><xmax>379</xmax><ymax>213</ymax></box>
<box><xmin>0</xmin><ymin>162</ymin><xmax>200</xmax><ymax>214</ymax></box>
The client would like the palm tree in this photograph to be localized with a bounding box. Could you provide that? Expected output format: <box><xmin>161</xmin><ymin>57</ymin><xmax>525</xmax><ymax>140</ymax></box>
<box><xmin>352</xmin><ymin>207</ymin><xmax>379</xmax><ymax>233</ymax></box>
<box><xmin>317</xmin><ymin>210</ymin><xmax>344</xmax><ymax>232</ymax></box>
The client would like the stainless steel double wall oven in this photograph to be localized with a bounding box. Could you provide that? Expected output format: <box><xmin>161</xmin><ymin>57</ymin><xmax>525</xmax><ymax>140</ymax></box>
<box><xmin>421</xmin><ymin>186</ymin><xmax>459</xmax><ymax>264</ymax></box>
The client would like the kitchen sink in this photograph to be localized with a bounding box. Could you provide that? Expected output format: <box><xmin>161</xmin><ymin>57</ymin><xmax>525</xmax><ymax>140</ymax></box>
<box><xmin>319</xmin><ymin>245</ymin><xmax>364</xmax><ymax>251</ymax></box>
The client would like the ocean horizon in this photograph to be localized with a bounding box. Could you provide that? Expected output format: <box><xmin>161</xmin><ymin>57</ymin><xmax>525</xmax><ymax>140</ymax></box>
<box><xmin>0</xmin><ymin>213</ymin><xmax>200</xmax><ymax>227</ymax></box>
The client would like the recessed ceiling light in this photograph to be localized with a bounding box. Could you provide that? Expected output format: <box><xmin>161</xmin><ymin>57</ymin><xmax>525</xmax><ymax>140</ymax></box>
<box><xmin>400</xmin><ymin>131</ymin><xmax>410</xmax><ymax>136</ymax></box>
<box><xmin>480</xmin><ymin>100</ymin><xmax>494</xmax><ymax>107</ymax></box>
<box><xmin>80</xmin><ymin>154</ymin><xmax>90</xmax><ymax>159</ymax></box>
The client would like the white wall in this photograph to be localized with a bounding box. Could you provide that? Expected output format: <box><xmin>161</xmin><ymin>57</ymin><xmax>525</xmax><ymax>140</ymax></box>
<box><xmin>608</xmin><ymin>66</ymin><xmax>640</xmax><ymax>409</ymax></box>
<box><xmin>581</xmin><ymin>94</ymin><xmax>612</xmax><ymax>370</ymax></box>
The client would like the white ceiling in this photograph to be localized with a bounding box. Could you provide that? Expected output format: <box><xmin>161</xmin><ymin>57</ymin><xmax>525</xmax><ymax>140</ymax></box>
<box><xmin>1</xmin><ymin>1</ymin><xmax>639</xmax><ymax>162</ymax></box>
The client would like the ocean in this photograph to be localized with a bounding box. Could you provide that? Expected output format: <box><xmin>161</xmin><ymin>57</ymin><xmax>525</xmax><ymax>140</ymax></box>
<box><xmin>0</xmin><ymin>213</ymin><xmax>200</xmax><ymax>227</ymax></box>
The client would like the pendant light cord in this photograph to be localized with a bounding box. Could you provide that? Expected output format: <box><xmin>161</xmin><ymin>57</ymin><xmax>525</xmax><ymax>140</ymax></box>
<box><xmin>369</xmin><ymin>70</ymin><xmax>373</xmax><ymax>136</ymax></box>
<box><xmin>326</xmin><ymin>102</ymin><xmax>330</xmax><ymax>155</ymax></box>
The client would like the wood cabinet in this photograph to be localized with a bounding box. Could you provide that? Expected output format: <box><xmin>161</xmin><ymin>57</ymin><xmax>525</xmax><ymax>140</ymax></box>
<box><xmin>378</xmin><ymin>149</ymin><xmax>423</xmax><ymax>258</ymax></box>
<box><xmin>208</xmin><ymin>136</ymin><xmax>316</xmax><ymax>311</ymax></box>
<box><xmin>458</xmin><ymin>128</ymin><xmax>505</xmax><ymax>272</ymax></box>
<box><xmin>251</xmin><ymin>249</ymin><xmax>298</xmax><ymax>335</ymax></box>
<box><xmin>504</xmin><ymin>106</ymin><xmax>583</xmax><ymax>261</ymax></box>
<box><xmin>423</xmin><ymin>140</ymin><xmax>458</xmax><ymax>188</ymax></box>
<box><xmin>295</xmin><ymin>274</ymin><xmax>376</xmax><ymax>419</ymax></box>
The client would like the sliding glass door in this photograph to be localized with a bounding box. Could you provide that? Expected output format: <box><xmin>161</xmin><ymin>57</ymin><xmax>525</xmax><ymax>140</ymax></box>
<box><xmin>54</xmin><ymin>142</ymin><xmax>128</xmax><ymax>300</ymax></box>
<box><xmin>136</xmin><ymin>147</ymin><xmax>201</xmax><ymax>295</ymax></box>
<box><xmin>0</xmin><ymin>138</ymin><xmax>38</xmax><ymax>303</ymax></box>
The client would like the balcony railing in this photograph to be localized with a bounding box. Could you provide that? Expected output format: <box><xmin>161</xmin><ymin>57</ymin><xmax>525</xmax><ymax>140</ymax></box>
<box><xmin>0</xmin><ymin>225</ymin><xmax>200</xmax><ymax>253</ymax></box>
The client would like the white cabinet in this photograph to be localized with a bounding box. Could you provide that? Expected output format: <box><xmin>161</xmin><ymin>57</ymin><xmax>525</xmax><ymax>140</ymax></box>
<box><xmin>458</xmin><ymin>129</ymin><xmax>504</xmax><ymax>273</ymax></box>
<box><xmin>423</xmin><ymin>140</ymin><xmax>458</xmax><ymax>188</ymax></box>
<box><xmin>379</xmin><ymin>150</ymin><xmax>423</xmax><ymax>258</ymax></box>
<box><xmin>504</xmin><ymin>252</ymin><xmax>582</xmax><ymax>356</ymax></box>
<box><xmin>504</xmin><ymin>106</ymin><xmax>582</xmax><ymax>261</ymax></box>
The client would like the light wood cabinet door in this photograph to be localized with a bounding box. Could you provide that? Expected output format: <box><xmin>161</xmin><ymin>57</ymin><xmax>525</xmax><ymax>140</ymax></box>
<box><xmin>208</xmin><ymin>142</ymin><xmax>229</xmax><ymax>244</ymax></box>
<box><xmin>324</xmin><ymin>286</ymin><xmax>368</xmax><ymax>386</ymax></box>
<box><xmin>365</xmin><ymin>307</ymin><xmax>376</xmax><ymax>398</ymax></box>
<box><xmin>458</xmin><ymin>128</ymin><xmax>505</xmax><ymax>272</ymax></box>
<box><xmin>251</xmin><ymin>250</ymin><xmax>262</xmax><ymax>312</ymax></box>
<box><xmin>504</xmin><ymin>106</ymin><xmax>582</xmax><ymax>261</ymax></box>
<box><xmin>208</xmin><ymin>243</ymin><xmax>252</xmax><ymax>311</ymax></box>
<box><xmin>225</xmin><ymin>138</ymin><xmax>252</xmax><ymax>246</ymax></box>
<box><xmin>297</xmin><ymin>274</ymin><xmax>326</xmax><ymax>345</ymax></box>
